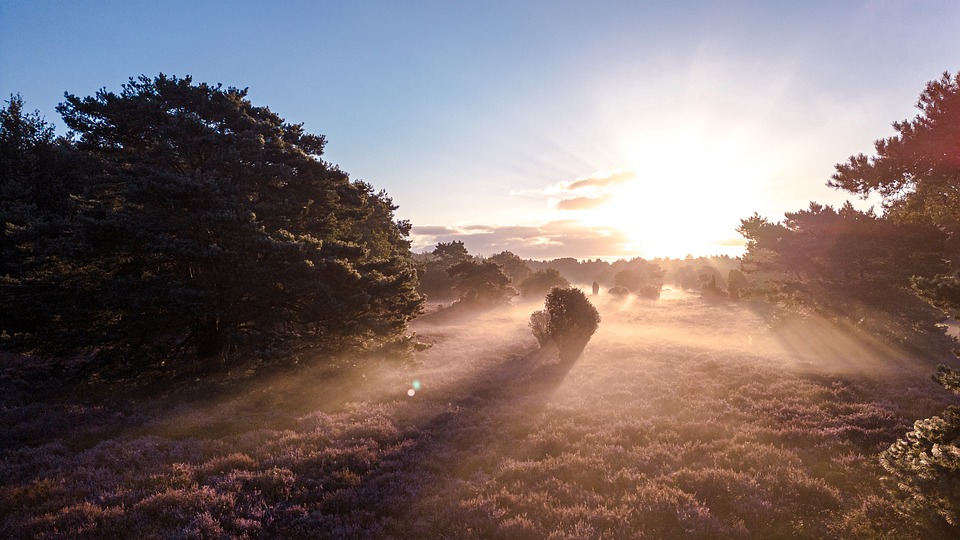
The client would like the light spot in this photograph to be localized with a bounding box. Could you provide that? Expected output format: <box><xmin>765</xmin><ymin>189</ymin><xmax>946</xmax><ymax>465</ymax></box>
<box><xmin>407</xmin><ymin>389</ymin><xmax>416</xmax><ymax>397</ymax></box>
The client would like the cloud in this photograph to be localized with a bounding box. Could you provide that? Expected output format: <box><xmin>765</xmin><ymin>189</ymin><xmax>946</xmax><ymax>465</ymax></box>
<box><xmin>411</xmin><ymin>221</ymin><xmax>634</xmax><ymax>260</ymax></box>
<box><xmin>411</xmin><ymin>225</ymin><xmax>459</xmax><ymax>236</ymax></box>
<box><xmin>515</xmin><ymin>170</ymin><xmax>636</xmax><ymax>211</ymax></box>
<box><xmin>554</xmin><ymin>194</ymin><xmax>614</xmax><ymax>211</ymax></box>
<box><xmin>563</xmin><ymin>170</ymin><xmax>636</xmax><ymax>192</ymax></box>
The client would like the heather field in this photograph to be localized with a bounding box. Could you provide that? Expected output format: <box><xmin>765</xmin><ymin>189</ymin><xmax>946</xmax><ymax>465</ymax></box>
<box><xmin>2</xmin><ymin>291</ymin><xmax>959</xmax><ymax>538</ymax></box>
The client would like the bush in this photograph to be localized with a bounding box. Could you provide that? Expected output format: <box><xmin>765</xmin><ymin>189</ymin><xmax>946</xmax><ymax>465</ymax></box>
<box><xmin>727</xmin><ymin>269</ymin><xmax>748</xmax><ymax>301</ymax></box>
<box><xmin>608</xmin><ymin>286</ymin><xmax>630</xmax><ymax>300</ymax></box>
<box><xmin>529</xmin><ymin>310</ymin><xmax>551</xmax><ymax>347</ymax></box>
<box><xmin>700</xmin><ymin>273</ymin><xmax>727</xmax><ymax>301</ymax></box>
<box><xmin>544</xmin><ymin>287</ymin><xmax>601</xmax><ymax>362</ymax></box>
<box><xmin>636</xmin><ymin>284</ymin><xmax>661</xmax><ymax>300</ymax></box>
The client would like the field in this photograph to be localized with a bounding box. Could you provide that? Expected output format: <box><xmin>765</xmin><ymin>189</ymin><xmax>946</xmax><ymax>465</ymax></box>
<box><xmin>2</xmin><ymin>290</ymin><xmax>958</xmax><ymax>538</ymax></box>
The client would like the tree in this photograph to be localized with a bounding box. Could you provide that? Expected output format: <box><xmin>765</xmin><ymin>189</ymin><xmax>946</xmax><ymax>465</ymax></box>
<box><xmin>544</xmin><ymin>287</ymin><xmax>600</xmax><ymax>362</ymax></box>
<box><xmin>487</xmin><ymin>250</ymin><xmax>532</xmax><ymax>284</ymax></box>
<box><xmin>830</xmin><ymin>71</ymin><xmax>960</xmax><ymax>263</ymax></box>
<box><xmin>415</xmin><ymin>241</ymin><xmax>472</xmax><ymax>301</ymax></box>
<box><xmin>613</xmin><ymin>260</ymin><xmax>664</xmax><ymax>300</ymax></box>
<box><xmin>727</xmin><ymin>269</ymin><xmax>748</xmax><ymax>301</ymax></box>
<box><xmin>2</xmin><ymin>75</ymin><xmax>423</xmax><ymax>373</ymax></box>
<box><xmin>880</xmin><ymin>273</ymin><xmax>960</xmax><ymax>528</ymax></box>
<box><xmin>432</xmin><ymin>241</ymin><xmax>470</xmax><ymax>266</ymax></box>
<box><xmin>0</xmin><ymin>95</ymin><xmax>84</xmax><ymax>343</ymax></box>
<box><xmin>519</xmin><ymin>268</ymin><xmax>569</xmax><ymax>298</ymax></box>
<box><xmin>737</xmin><ymin>202</ymin><xmax>946</xmax><ymax>340</ymax></box>
<box><xmin>447</xmin><ymin>259</ymin><xmax>515</xmax><ymax>305</ymax></box>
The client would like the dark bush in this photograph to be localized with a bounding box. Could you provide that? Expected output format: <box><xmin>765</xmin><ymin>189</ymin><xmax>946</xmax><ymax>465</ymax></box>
<box><xmin>544</xmin><ymin>287</ymin><xmax>601</xmax><ymax>362</ymax></box>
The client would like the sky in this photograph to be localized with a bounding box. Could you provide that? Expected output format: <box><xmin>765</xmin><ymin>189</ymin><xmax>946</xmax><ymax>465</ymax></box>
<box><xmin>2</xmin><ymin>1</ymin><xmax>959</xmax><ymax>260</ymax></box>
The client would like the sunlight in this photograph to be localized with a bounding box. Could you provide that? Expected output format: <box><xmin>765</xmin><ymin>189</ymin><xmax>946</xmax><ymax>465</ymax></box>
<box><xmin>573</xmin><ymin>127</ymin><xmax>772</xmax><ymax>258</ymax></box>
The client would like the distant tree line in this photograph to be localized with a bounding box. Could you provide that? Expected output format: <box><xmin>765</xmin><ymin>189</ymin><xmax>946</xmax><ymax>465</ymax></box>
<box><xmin>415</xmin><ymin>245</ymin><xmax>749</xmax><ymax>305</ymax></box>
<box><xmin>0</xmin><ymin>75</ymin><xmax>424</xmax><ymax>380</ymax></box>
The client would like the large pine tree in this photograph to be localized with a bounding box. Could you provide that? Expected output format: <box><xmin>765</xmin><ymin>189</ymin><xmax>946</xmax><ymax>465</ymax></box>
<box><xmin>0</xmin><ymin>75</ymin><xmax>423</xmax><ymax>374</ymax></box>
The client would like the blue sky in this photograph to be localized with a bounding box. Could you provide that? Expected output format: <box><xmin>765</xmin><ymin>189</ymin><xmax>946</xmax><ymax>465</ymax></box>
<box><xmin>2</xmin><ymin>1</ymin><xmax>958</xmax><ymax>259</ymax></box>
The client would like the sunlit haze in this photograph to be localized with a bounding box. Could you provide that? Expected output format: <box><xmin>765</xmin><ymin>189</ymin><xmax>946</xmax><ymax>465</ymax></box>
<box><xmin>2</xmin><ymin>1</ymin><xmax>958</xmax><ymax>259</ymax></box>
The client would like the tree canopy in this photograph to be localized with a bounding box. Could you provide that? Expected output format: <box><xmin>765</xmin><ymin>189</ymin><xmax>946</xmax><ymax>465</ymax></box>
<box><xmin>830</xmin><ymin>71</ymin><xmax>960</xmax><ymax>262</ymax></box>
<box><xmin>544</xmin><ymin>287</ymin><xmax>600</xmax><ymax>362</ymax></box>
<box><xmin>738</xmin><ymin>201</ymin><xmax>946</xmax><ymax>340</ymax></box>
<box><xmin>519</xmin><ymin>268</ymin><xmax>570</xmax><ymax>298</ymax></box>
<box><xmin>446</xmin><ymin>259</ymin><xmax>515</xmax><ymax>305</ymax></box>
<box><xmin>0</xmin><ymin>75</ymin><xmax>423</xmax><ymax>376</ymax></box>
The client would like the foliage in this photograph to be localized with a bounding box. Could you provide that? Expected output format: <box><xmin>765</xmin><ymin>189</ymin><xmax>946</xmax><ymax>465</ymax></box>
<box><xmin>914</xmin><ymin>271</ymin><xmax>960</xmax><ymax>317</ymax></box>
<box><xmin>0</xmin><ymin>95</ymin><xmax>81</xmax><ymax>340</ymax></box>
<box><xmin>612</xmin><ymin>259</ymin><xmax>665</xmax><ymax>295</ymax></box>
<box><xmin>544</xmin><ymin>287</ymin><xmax>600</xmax><ymax>361</ymax></box>
<box><xmin>830</xmin><ymin>71</ymin><xmax>960</xmax><ymax>262</ymax></box>
<box><xmin>881</xmin><ymin>271</ymin><xmax>960</xmax><ymax>528</ymax></box>
<box><xmin>487</xmin><ymin>250</ymin><xmax>531</xmax><ymax>284</ymax></box>
<box><xmin>607</xmin><ymin>286</ymin><xmax>630</xmax><ymax>299</ymax></box>
<box><xmin>727</xmin><ymin>269</ymin><xmax>748</xmax><ymax>301</ymax></box>
<box><xmin>432</xmin><ymin>240</ymin><xmax>470</xmax><ymax>266</ymax></box>
<box><xmin>738</xmin><ymin>201</ymin><xmax>947</xmax><ymax>341</ymax></box>
<box><xmin>700</xmin><ymin>272</ymin><xmax>726</xmax><ymax>301</ymax></box>
<box><xmin>0</xmin><ymin>76</ymin><xmax>423</xmax><ymax>372</ymax></box>
<box><xmin>414</xmin><ymin>241</ymin><xmax>480</xmax><ymax>302</ymax></box>
<box><xmin>528</xmin><ymin>309</ymin><xmax>551</xmax><ymax>347</ymax></box>
<box><xmin>446</xmin><ymin>259</ymin><xmax>515</xmax><ymax>305</ymax></box>
<box><xmin>519</xmin><ymin>268</ymin><xmax>570</xmax><ymax>298</ymax></box>
<box><xmin>880</xmin><ymin>400</ymin><xmax>960</xmax><ymax>528</ymax></box>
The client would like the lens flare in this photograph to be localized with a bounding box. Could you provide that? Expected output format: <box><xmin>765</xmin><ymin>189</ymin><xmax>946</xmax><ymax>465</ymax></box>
<box><xmin>407</xmin><ymin>388</ymin><xmax>416</xmax><ymax>397</ymax></box>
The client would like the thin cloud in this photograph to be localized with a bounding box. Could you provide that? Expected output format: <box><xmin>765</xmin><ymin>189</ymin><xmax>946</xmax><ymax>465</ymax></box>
<box><xmin>565</xmin><ymin>170</ymin><xmax>636</xmax><ymax>192</ymax></box>
<box><xmin>412</xmin><ymin>225</ymin><xmax>459</xmax><ymax>236</ymax></box>
<box><xmin>516</xmin><ymin>170</ymin><xmax>636</xmax><ymax>212</ymax></box>
<box><xmin>554</xmin><ymin>194</ymin><xmax>614</xmax><ymax>211</ymax></box>
<box><xmin>545</xmin><ymin>170</ymin><xmax>637</xmax><ymax>196</ymax></box>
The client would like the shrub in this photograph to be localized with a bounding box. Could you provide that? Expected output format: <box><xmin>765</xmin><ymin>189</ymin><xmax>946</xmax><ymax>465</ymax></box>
<box><xmin>544</xmin><ymin>287</ymin><xmax>601</xmax><ymax>362</ymax></box>
<box><xmin>529</xmin><ymin>310</ymin><xmax>551</xmax><ymax>347</ymax></box>
<box><xmin>700</xmin><ymin>273</ymin><xmax>727</xmax><ymax>301</ymax></box>
<box><xmin>636</xmin><ymin>284</ymin><xmax>661</xmax><ymax>300</ymax></box>
<box><xmin>608</xmin><ymin>286</ymin><xmax>630</xmax><ymax>300</ymax></box>
<box><xmin>728</xmin><ymin>269</ymin><xmax>748</xmax><ymax>301</ymax></box>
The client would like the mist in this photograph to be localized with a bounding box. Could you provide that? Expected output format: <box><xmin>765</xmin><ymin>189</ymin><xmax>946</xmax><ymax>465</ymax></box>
<box><xmin>5</xmin><ymin>286</ymin><xmax>957</xmax><ymax>537</ymax></box>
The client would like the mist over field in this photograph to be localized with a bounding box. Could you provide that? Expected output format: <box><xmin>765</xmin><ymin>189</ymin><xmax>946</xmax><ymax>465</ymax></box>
<box><xmin>3</xmin><ymin>289</ymin><xmax>957</xmax><ymax>538</ymax></box>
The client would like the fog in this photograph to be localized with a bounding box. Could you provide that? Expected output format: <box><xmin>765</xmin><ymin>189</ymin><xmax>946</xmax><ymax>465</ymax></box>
<box><xmin>4</xmin><ymin>288</ymin><xmax>957</xmax><ymax>537</ymax></box>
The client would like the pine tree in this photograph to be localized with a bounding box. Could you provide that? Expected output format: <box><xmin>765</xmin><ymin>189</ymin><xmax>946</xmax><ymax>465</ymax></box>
<box><xmin>880</xmin><ymin>274</ymin><xmax>960</xmax><ymax>527</ymax></box>
<box><xmin>2</xmin><ymin>76</ymin><xmax>423</xmax><ymax>374</ymax></box>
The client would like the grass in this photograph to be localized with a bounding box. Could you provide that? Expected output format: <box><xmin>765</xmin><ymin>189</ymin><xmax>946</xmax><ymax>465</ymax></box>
<box><xmin>1</xmin><ymin>291</ymin><xmax>958</xmax><ymax>538</ymax></box>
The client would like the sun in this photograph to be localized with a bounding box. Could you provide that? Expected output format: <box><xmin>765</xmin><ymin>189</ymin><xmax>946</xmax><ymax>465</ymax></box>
<box><xmin>570</xmin><ymin>130</ymin><xmax>769</xmax><ymax>258</ymax></box>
